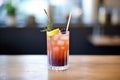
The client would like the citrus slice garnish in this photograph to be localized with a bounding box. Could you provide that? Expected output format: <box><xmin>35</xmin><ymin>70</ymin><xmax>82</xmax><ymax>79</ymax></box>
<box><xmin>47</xmin><ymin>28</ymin><xmax>60</xmax><ymax>36</ymax></box>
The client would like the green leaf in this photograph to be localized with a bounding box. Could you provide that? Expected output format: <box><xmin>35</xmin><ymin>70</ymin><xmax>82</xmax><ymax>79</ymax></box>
<box><xmin>41</xmin><ymin>9</ymin><xmax>53</xmax><ymax>32</ymax></box>
<box><xmin>5</xmin><ymin>2</ymin><xmax>16</xmax><ymax>15</ymax></box>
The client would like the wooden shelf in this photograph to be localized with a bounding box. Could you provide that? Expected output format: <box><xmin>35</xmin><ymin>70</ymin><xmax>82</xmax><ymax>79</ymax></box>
<box><xmin>89</xmin><ymin>35</ymin><xmax>120</xmax><ymax>46</ymax></box>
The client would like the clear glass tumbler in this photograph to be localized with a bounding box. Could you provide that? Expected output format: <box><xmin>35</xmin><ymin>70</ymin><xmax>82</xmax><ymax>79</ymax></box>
<box><xmin>47</xmin><ymin>31</ymin><xmax>69</xmax><ymax>70</ymax></box>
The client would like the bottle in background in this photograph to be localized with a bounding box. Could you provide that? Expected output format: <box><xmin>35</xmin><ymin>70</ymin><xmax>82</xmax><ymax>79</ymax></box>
<box><xmin>98</xmin><ymin>0</ymin><xmax>111</xmax><ymax>25</ymax></box>
<box><xmin>111</xmin><ymin>8</ymin><xmax>120</xmax><ymax>25</ymax></box>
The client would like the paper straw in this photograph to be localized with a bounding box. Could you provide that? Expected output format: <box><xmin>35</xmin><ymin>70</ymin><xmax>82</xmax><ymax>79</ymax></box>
<box><xmin>66</xmin><ymin>12</ymin><xmax>72</xmax><ymax>32</ymax></box>
<box><xmin>44</xmin><ymin>9</ymin><xmax>49</xmax><ymax>17</ymax></box>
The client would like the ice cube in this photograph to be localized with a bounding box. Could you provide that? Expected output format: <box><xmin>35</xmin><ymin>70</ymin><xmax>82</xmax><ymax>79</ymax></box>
<box><xmin>52</xmin><ymin>41</ymin><xmax>55</xmax><ymax>45</ymax></box>
<box><xmin>61</xmin><ymin>47</ymin><xmax>65</xmax><ymax>50</ymax></box>
<box><xmin>53</xmin><ymin>35</ymin><xmax>59</xmax><ymax>41</ymax></box>
<box><xmin>61</xmin><ymin>36</ymin><xmax>69</xmax><ymax>40</ymax></box>
<box><xmin>54</xmin><ymin>47</ymin><xmax>59</xmax><ymax>51</ymax></box>
<box><xmin>57</xmin><ymin>40</ymin><xmax>64</xmax><ymax>46</ymax></box>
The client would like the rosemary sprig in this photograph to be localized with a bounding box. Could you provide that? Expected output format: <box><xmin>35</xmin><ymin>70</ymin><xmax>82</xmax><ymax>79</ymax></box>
<box><xmin>44</xmin><ymin>9</ymin><xmax>53</xmax><ymax>31</ymax></box>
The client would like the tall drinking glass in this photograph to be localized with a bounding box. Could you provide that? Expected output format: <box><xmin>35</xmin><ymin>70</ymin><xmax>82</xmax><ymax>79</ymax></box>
<box><xmin>47</xmin><ymin>31</ymin><xmax>69</xmax><ymax>70</ymax></box>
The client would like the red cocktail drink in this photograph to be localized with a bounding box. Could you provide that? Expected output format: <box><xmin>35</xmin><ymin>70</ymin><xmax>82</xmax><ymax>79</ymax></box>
<box><xmin>47</xmin><ymin>31</ymin><xmax>69</xmax><ymax>70</ymax></box>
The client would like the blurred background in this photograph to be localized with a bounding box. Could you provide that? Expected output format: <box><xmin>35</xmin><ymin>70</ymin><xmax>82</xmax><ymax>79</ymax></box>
<box><xmin>0</xmin><ymin>0</ymin><xmax>120</xmax><ymax>27</ymax></box>
<box><xmin>0</xmin><ymin>0</ymin><xmax>120</xmax><ymax>54</ymax></box>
